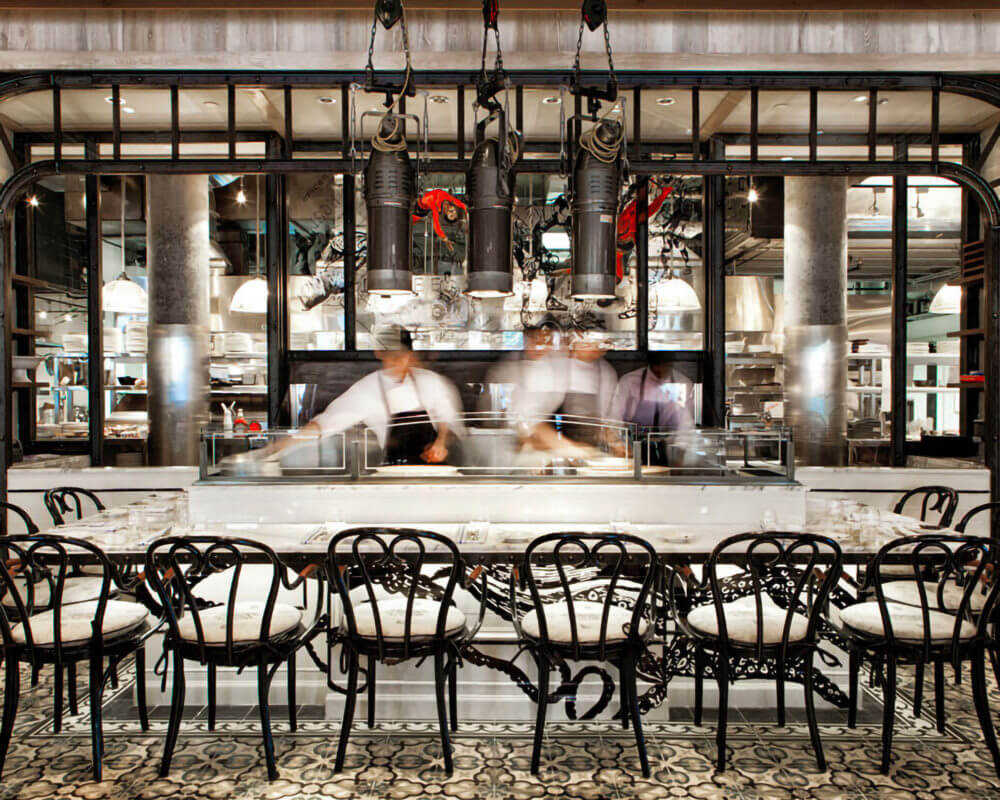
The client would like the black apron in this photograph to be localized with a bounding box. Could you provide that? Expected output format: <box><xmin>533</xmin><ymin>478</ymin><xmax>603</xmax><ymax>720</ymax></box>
<box><xmin>378</xmin><ymin>372</ymin><xmax>439</xmax><ymax>466</ymax></box>
<box><xmin>557</xmin><ymin>359</ymin><xmax>611</xmax><ymax>446</ymax></box>
<box><xmin>627</xmin><ymin>368</ymin><xmax>669</xmax><ymax>465</ymax></box>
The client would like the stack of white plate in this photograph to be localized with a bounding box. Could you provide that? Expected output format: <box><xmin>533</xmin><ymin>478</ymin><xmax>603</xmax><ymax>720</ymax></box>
<box><xmin>225</xmin><ymin>332</ymin><xmax>252</xmax><ymax>354</ymax></box>
<box><xmin>103</xmin><ymin>327</ymin><xmax>123</xmax><ymax>354</ymax></box>
<box><xmin>62</xmin><ymin>333</ymin><xmax>87</xmax><ymax>352</ymax></box>
<box><xmin>126</xmin><ymin>320</ymin><xmax>147</xmax><ymax>354</ymax></box>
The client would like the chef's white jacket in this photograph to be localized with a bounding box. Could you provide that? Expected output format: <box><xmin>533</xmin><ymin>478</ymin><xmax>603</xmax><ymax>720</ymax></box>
<box><xmin>310</xmin><ymin>368</ymin><xmax>464</xmax><ymax>447</ymax></box>
<box><xmin>507</xmin><ymin>353</ymin><xmax>617</xmax><ymax>424</ymax></box>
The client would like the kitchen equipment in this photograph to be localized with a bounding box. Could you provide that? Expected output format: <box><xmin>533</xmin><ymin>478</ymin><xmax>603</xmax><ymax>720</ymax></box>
<box><xmin>217</xmin><ymin>450</ymin><xmax>282</xmax><ymax>477</ymax></box>
<box><xmin>11</xmin><ymin>355</ymin><xmax>44</xmax><ymax>383</ymax></box>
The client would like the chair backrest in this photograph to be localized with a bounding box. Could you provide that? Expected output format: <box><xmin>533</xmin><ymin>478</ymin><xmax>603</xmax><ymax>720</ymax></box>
<box><xmin>327</xmin><ymin>527</ymin><xmax>465</xmax><ymax>662</ymax></box>
<box><xmin>0</xmin><ymin>502</ymin><xmax>39</xmax><ymax>535</ymax></box>
<box><xmin>866</xmin><ymin>533</ymin><xmax>1000</xmax><ymax>663</ymax></box>
<box><xmin>517</xmin><ymin>531</ymin><xmax>659</xmax><ymax>661</ymax></box>
<box><xmin>893</xmin><ymin>486</ymin><xmax>959</xmax><ymax>528</ymax></box>
<box><xmin>690</xmin><ymin>531</ymin><xmax>842</xmax><ymax>661</ymax></box>
<box><xmin>0</xmin><ymin>534</ymin><xmax>117</xmax><ymax>662</ymax></box>
<box><xmin>955</xmin><ymin>502</ymin><xmax>1000</xmax><ymax>539</ymax></box>
<box><xmin>145</xmin><ymin>535</ymin><xmax>295</xmax><ymax>664</ymax></box>
<box><xmin>44</xmin><ymin>487</ymin><xmax>105</xmax><ymax>527</ymax></box>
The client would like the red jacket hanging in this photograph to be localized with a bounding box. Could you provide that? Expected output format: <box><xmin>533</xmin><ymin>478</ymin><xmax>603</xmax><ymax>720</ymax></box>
<box><xmin>413</xmin><ymin>189</ymin><xmax>468</xmax><ymax>247</ymax></box>
<box><xmin>615</xmin><ymin>183</ymin><xmax>673</xmax><ymax>280</ymax></box>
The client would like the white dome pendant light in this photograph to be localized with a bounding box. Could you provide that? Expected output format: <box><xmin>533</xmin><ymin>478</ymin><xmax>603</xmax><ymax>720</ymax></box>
<box><xmin>230</xmin><ymin>175</ymin><xmax>269</xmax><ymax>314</ymax></box>
<box><xmin>102</xmin><ymin>176</ymin><xmax>148</xmax><ymax>314</ymax></box>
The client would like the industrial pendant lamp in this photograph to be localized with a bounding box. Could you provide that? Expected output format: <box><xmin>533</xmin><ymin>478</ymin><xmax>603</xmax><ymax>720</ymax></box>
<box><xmin>929</xmin><ymin>282</ymin><xmax>961</xmax><ymax>315</ymax></box>
<box><xmin>102</xmin><ymin>176</ymin><xmax>148</xmax><ymax>315</ymax></box>
<box><xmin>230</xmin><ymin>175</ymin><xmax>269</xmax><ymax>313</ymax></box>
<box><xmin>654</xmin><ymin>272</ymin><xmax>701</xmax><ymax>313</ymax></box>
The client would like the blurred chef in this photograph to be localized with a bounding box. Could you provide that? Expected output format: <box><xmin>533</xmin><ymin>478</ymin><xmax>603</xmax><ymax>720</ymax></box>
<box><xmin>610</xmin><ymin>353</ymin><xmax>693</xmax><ymax>433</ymax></box>
<box><xmin>506</xmin><ymin>327</ymin><xmax>617</xmax><ymax>452</ymax></box>
<box><xmin>278</xmin><ymin>326</ymin><xmax>463</xmax><ymax>465</ymax></box>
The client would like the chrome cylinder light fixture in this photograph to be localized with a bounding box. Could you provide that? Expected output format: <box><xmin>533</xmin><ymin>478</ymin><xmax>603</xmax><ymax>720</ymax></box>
<box><xmin>466</xmin><ymin>128</ymin><xmax>516</xmax><ymax>298</ymax></box>
<box><xmin>571</xmin><ymin>119</ymin><xmax>623</xmax><ymax>299</ymax></box>
<box><xmin>365</xmin><ymin>115</ymin><xmax>416</xmax><ymax>295</ymax></box>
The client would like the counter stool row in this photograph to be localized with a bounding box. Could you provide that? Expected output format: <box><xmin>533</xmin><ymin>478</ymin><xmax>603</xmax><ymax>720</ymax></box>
<box><xmin>0</xmin><ymin>486</ymin><xmax>999</xmax><ymax>784</ymax></box>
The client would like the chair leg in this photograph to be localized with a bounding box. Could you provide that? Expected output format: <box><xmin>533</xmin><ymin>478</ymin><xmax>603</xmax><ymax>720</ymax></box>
<box><xmin>694</xmin><ymin>644</ymin><xmax>704</xmax><ymax>727</ymax></box>
<box><xmin>531</xmin><ymin>654</ymin><xmax>549</xmax><ymax>775</ymax></box>
<box><xmin>433</xmin><ymin>650</ymin><xmax>453</xmax><ymax>777</ymax></box>
<box><xmin>448</xmin><ymin>655</ymin><xmax>458</xmax><ymax>733</ymax></box>
<box><xmin>89</xmin><ymin>653</ymin><xmax>105</xmax><ymax>781</ymax></box>
<box><xmin>913</xmin><ymin>662</ymin><xmax>924</xmax><ymax>717</ymax></box>
<box><xmin>135</xmin><ymin>648</ymin><xmax>149</xmax><ymax>732</ymax></box>
<box><xmin>160</xmin><ymin>652</ymin><xmax>186</xmax><ymax>777</ymax></box>
<box><xmin>109</xmin><ymin>656</ymin><xmax>119</xmax><ymax>689</ymax></box>
<box><xmin>334</xmin><ymin>649</ymin><xmax>359</xmax><ymax>773</ymax></box>
<box><xmin>715</xmin><ymin>655</ymin><xmax>729</xmax><ymax>773</ymax></box>
<box><xmin>624</xmin><ymin>653</ymin><xmax>650</xmax><ymax>779</ymax></box>
<box><xmin>53</xmin><ymin>660</ymin><xmax>64</xmax><ymax>734</ymax></box>
<box><xmin>934</xmin><ymin>660</ymin><xmax>946</xmax><ymax>733</ymax></box>
<box><xmin>0</xmin><ymin>655</ymin><xmax>21</xmax><ymax>779</ymax></box>
<box><xmin>258</xmin><ymin>657</ymin><xmax>278</xmax><ymax>781</ymax></box>
<box><xmin>287</xmin><ymin>651</ymin><xmax>297</xmax><ymax>733</ymax></box>
<box><xmin>207</xmin><ymin>663</ymin><xmax>217</xmax><ymax>732</ymax></box>
<box><xmin>989</xmin><ymin>647</ymin><xmax>1000</xmax><ymax>693</ymax></box>
<box><xmin>367</xmin><ymin>655</ymin><xmax>376</xmax><ymax>730</ymax></box>
<box><xmin>847</xmin><ymin>649</ymin><xmax>859</xmax><ymax>729</ymax></box>
<box><xmin>620</xmin><ymin>661</ymin><xmax>630</xmax><ymax>730</ymax></box>
<box><xmin>971</xmin><ymin>648</ymin><xmax>1000</xmax><ymax>778</ymax></box>
<box><xmin>67</xmin><ymin>662</ymin><xmax>78</xmax><ymax>716</ymax></box>
<box><xmin>802</xmin><ymin>653</ymin><xmax>825</xmax><ymax>771</ymax></box>
<box><xmin>775</xmin><ymin>654</ymin><xmax>786</xmax><ymax>728</ymax></box>
<box><xmin>880</xmin><ymin>655</ymin><xmax>897</xmax><ymax>775</ymax></box>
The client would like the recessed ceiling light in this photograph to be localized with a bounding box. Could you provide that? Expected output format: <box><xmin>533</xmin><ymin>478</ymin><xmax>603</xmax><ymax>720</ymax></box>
<box><xmin>105</xmin><ymin>95</ymin><xmax>126</xmax><ymax>105</ymax></box>
<box><xmin>772</xmin><ymin>103</ymin><xmax>789</xmax><ymax>110</ymax></box>
<box><xmin>122</xmin><ymin>107</ymin><xmax>136</xmax><ymax>115</ymax></box>
<box><xmin>656</xmin><ymin>97</ymin><xmax>675</xmax><ymax>106</ymax></box>
<box><xmin>853</xmin><ymin>95</ymin><xmax>868</xmax><ymax>103</ymax></box>
<box><xmin>203</xmin><ymin>100</ymin><xmax>219</xmax><ymax>108</ymax></box>
<box><xmin>780</xmin><ymin>156</ymin><xmax>794</xmax><ymax>161</ymax></box>
<box><xmin>38</xmin><ymin>310</ymin><xmax>47</xmax><ymax>320</ymax></box>
<box><xmin>542</xmin><ymin>96</ymin><xmax>561</xmax><ymax>105</ymax></box>
<box><xmin>878</xmin><ymin>97</ymin><xmax>889</xmax><ymax>105</ymax></box>
<box><xmin>317</xmin><ymin>96</ymin><xmax>336</xmax><ymax>105</ymax></box>
<box><xmin>429</xmin><ymin>95</ymin><xmax>449</xmax><ymax>104</ymax></box>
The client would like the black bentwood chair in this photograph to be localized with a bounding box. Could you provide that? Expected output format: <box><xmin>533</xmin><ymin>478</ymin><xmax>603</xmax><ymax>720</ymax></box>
<box><xmin>0</xmin><ymin>534</ymin><xmax>154</xmax><ymax>780</ymax></box>
<box><xmin>44</xmin><ymin>487</ymin><xmax>105</xmax><ymax>527</ymax></box>
<box><xmin>327</xmin><ymin>528</ymin><xmax>486</xmax><ymax>776</ymax></box>
<box><xmin>0</xmin><ymin>502</ymin><xmax>39</xmax><ymax>535</ymax></box>
<box><xmin>836</xmin><ymin>534</ymin><xmax>1000</xmax><ymax>776</ymax></box>
<box><xmin>512</xmin><ymin>532</ymin><xmax>659</xmax><ymax>778</ymax></box>
<box><xmin>145</xmin><ymin>536</ymin><xmax>325</xmax><ymax>781</ymax></box>
<box><xmin>893</xmin><ymin>486</ymin><xmax>959</xmax><ymax>529</ymax></box>
<box><xmin>673</xmin><ymin>532</ymin><xmax>842</xmax><ymax>772</ymax></box>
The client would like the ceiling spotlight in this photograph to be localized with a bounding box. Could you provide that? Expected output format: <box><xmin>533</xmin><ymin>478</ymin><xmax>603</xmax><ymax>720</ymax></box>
<box><xmin>27</xmin><ymin>194</ymin><xmax>39</xmax><ymax>208</ymax></box>
<box><xmin>428</xmin><ymin>95</ymin><xmax>449</xmax><ymax>104</ymax></box>
<box><xmin>122</xmin><ymin>107</ymin><xmax>136</xmax><ymax>114</ymax></box>
<box><xmin>853</xmin><ymin>95</ymin><xmax>868</xmax><ymax>103</ymax></box>
<box><xmin>317</xmin><ymin>96</ymin><xmax>336</xmax><ymax>105</ymax></box>
<box><xmin>105</xmin><ymin>95</ymin><xmax>127</xmax><ymax>105</ymax></box>
<box><xmin>747</xmin><ymin>187</ymin><xmax>760</xmax><ymax>203</ymax></box>
<box><xmin>542</xmin><ymin>96</ymin><xmax>561</xmax><ymax>105</ymax></box>
<box><xmin>656</xmin><ymin>97</ymin><xmax>676</xmax><ymax>106</ymax></box>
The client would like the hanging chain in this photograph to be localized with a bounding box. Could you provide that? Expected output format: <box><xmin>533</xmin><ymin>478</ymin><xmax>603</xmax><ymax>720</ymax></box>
<box><xmin>572</xmin><ymin>8</ymin><xmax>617</xmax><ymax>102</ymax></box>
<box><xmin>365</xmin><ymin>0</ymin><xmax>413</xmax><ymax>106</ymax></box>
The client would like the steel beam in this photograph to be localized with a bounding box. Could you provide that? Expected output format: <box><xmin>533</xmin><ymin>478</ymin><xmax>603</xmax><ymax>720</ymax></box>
<box><xmin>891</xmin><ymin>140</ymin><xmax>908</xmax><ymax>467</ymax></box>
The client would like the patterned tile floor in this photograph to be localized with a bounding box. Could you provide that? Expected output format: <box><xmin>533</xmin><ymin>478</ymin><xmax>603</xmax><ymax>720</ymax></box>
<box><xmin>1</xmin><ymin>658</ymin><xmax>1000</xmax><ymax>800</ymax></box>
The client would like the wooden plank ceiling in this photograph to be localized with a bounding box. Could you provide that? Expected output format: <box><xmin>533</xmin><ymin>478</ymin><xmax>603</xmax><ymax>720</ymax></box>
<box><xmin>15</xmin><ymin>1</ymin><xmax>1000</xmax><ymax>9</ymax></box>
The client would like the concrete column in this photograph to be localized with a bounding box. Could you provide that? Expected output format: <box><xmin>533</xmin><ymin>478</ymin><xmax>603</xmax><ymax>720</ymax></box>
<box><xmin>783</xmin><ymin>177</ymin><xmax>849</xmax><ymax>466</ymax></box>
<box><xmin>146</xmin><ymin>175</ymin><xmax>210</xmax><ymax>466</ymax></box>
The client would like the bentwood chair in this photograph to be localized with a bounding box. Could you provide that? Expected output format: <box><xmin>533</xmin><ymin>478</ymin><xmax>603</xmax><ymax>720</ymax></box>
<box><xmin>0</xmin><ymin>534</ymin><xmax>154</xmax><ymax>780</ymax></box>
<box><xmin>0</xmin><ymin>502</ymin><xmax>39</xmax><ymax>535</ymax></box>
<box><xmin>673</xmin><ymin>532</ymin><xmax>842</xmax><ymax>772</ymax></box>
<box><xmin>512</xmin><ymin>532</ymin><xmax>660</xmax><ymax>778</ymax></box>
<box><xmin>44</xmin><ymin>487</ymin><xmax>105</xmax><ymax>527</ymax></box>
<box><xmin>893</xmin><ymin>486</ymin><xmax>959</xmax><ymax>529</ymax></box>
<box><xmin>145</xmin><ymin>536</ymin><xmax>325</xmax><ymax>781</ymax></box>
<box><xmin>955</xmin><ymin>502</ymin><xmax>1000</xmax><ymax>538</ymax></box>
<box><xmin>836</xmin><ymin>534</ymin><xmax>1000</xmax><ymax>776</ymax></box>
<box><xmin>327</xmin><ymin>527</ymin><xmax>486</xmax><ymax>776</ymax></box>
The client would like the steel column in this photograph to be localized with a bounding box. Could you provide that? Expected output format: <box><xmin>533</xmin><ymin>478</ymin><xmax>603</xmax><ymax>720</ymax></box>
<box><xmin>85</xmin><ymin>140</ymin><xmax>104</xmax><ymax>465</ymax></box>
<box><xmin>635</xmin><ymin>177</ymin><xmax>649</xmax><ymax>352</ymax></box>
<box><xmin>703</xmin><ymin>140</ymin><xmax>726</xmax><ymax>430</ymax></box>
<box><xmin>266</xmin><ymin>137</ymin><xmax>289</xmax><ymax>426</ymax></box>
<box><xmin>891</xmin><ymin>140</ymin><xmax>908</xmax><ymax>466</ymax></box>
<box><xmin>987</xmin><ymin>225</ymin><xmax>1000</xmax><ymax>505</ymax></box>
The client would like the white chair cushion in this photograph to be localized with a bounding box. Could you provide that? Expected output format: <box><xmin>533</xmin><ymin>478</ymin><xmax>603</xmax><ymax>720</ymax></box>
<box><xmin>2</xmin><ymin>575</ymin><xmax>106</xmax><ymax>609</ymax></box>
<box><xmin>879</xmin><ymin>580</ymin><xmax>989</xmax><ymax>612</ymax></box>
<box><xmin>175</xmin><ymin>601</ymin><xmax>303</xmax><ymax>644</ymax></box>
<box><xmin>347</xmin><ymin>597</ymin><xmax>467</xmax><ymax>640</ymax></box>
<box><xmin>11</xmin><ymin>600</ymin><xmax>149</xmax><ymax>646</ymax></box>
<box><xmin>839</xmin><ymin>601</ymin><xmax>977</xmax><ymax>642</ymax></box>
<box><xmin>521</xmin><ymin>601</ymin><xmax>648</xmax><ymax>643</ymax></box>
<box><xmin>686</xmin><ymin>595</ymin><xmax>810</xmax><ymax>645</ymax></box>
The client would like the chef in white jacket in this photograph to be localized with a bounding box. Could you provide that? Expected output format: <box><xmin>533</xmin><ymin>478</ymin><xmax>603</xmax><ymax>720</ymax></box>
<box><xmin>288</xmin><ymin>326</ymin><xmax>463</xmax><ymax>465</ymax></box>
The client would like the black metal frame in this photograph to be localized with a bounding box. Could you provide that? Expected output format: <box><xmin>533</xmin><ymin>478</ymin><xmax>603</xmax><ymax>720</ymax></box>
<box><xmin>892</xmin><ymin>485</ymin><xmax>960</xmax><ymax>528</ymax></box>
<box><xmin>3</xmin><ymin>69</ymin><xmax>1000</xmax><ymax>503</ymax></box>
